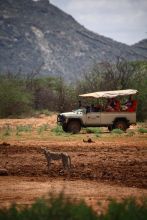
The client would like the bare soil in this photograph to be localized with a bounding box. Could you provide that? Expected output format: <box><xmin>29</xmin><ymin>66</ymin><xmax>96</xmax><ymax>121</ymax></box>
<box><xmin>0</xmin><ymin>116</ymin><xmax>147</xmax><ymax>211</ymax></box>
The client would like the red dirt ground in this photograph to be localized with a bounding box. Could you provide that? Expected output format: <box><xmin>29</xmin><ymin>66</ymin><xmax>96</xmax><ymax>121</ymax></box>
<box><xmin>0</xmin><ymin>116</ymin><xmax>147</xmax><ymax>212</ymax></box>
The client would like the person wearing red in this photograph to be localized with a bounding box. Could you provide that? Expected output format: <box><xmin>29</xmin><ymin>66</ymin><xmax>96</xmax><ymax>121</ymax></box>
<box><xmin>125</xmin><ymin>95</ymin><xmax>137</xmax><ymax>112</ymax></box>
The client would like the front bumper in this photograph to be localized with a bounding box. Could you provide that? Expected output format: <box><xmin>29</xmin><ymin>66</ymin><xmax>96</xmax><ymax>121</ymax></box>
<box><xmin>57</xmin><ymin>114</ymin><xmax>66</xmax><ymax>124</ymax></box>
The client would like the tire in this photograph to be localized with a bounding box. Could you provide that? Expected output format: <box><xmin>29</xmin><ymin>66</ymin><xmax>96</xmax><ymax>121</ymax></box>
<box><xmin>114</xmin><ymin>120</ymin><xmax>128</xmax><ymax>131</ymax></box>
<box><xmin>62</xmin><ymin>124</ymin><xmax>68</xmax><ymax>132</ymax></box>
<box><xmin>108</xmin><ymin>125</ymin><xmax>113</xmax><ymax>132</ymax></box>
<box><xmin>67</xmin><ymin>120</ymin><xmax>81</xmax><ymax>134</ymax></box>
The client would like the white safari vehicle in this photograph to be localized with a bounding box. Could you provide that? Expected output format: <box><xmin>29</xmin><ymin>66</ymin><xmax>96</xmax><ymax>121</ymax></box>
<box><xmin>57</xmin><ymin>89</ymin><xmax>138</xmax><ymax>133</ymax></box>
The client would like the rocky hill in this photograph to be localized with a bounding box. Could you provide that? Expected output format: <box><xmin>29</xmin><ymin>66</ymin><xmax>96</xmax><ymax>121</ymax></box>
<box><xmin>132</xmin><ymin>39</ymin><xmax>147</xmax><ymax>59</ymax></box>
<box><xmin>0</xmin><ymin>0</ymin><xmax>146</xmax><ymax>81</ymax></box>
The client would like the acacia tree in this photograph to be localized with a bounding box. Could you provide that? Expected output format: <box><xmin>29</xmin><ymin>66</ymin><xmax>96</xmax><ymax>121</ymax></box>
<box><xmin>76</xmin><ymin>57</ymin><xmax>135</xmax><ymax>94</ymax></box>
<box><xmin>99</xmin><ymin>58</ymin><xmax>135</xmax><ymax>90</ymax></box>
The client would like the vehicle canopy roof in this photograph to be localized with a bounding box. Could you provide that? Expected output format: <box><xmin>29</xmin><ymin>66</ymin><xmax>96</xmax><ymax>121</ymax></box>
<box><xmin>79</xmin><ymin>89</ymin><xmax>138</xmax><ymax>99</ymax></box>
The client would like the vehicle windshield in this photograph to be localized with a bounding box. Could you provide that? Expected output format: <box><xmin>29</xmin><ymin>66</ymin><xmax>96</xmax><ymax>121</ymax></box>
<box><xmin>73</xmin><ymin>108</ymin><xmax>86</xmax><ymax>114</ymax></box>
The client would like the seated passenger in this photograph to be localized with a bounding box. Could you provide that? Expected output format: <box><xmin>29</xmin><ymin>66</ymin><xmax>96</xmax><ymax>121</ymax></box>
<box><xmin>105</xmin><ymin>98</ymin><xmax>120</xmax><ymax>112</ymax></box>
<box><xmin>125</xmin><ymin>95</ymin><xmax>137</xmax><ymax>112</ymax></box>
<box><xmin>90</xmin><ymin>104</ymin><xmax>95</xmax><ymax>112</ymax></box>
<box><xmin>114</xmin><ymin>99</ymin><xmax>120</xmax><ymax>111</ymax></box>
<box><xmin>105</xmin><ymin>98</ymin><xmax>114</xmax><ymax>111</ymax></box>
<box><xmin>127</xmin><ymin>100</ymin><xmax>137</xmax><ymax>112</ymax></box>
<box><xmin>125</xmin><ymin>95</ymin><xmax>133</xmax><ymax>108</ymax></box>
<box><xmin>95</xmin><ymin>104</ymin><xmax>102</xmax><ymax>112</ymax></box>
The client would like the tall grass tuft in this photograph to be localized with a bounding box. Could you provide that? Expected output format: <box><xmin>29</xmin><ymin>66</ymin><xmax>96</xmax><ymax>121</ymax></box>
<box><xmin>16</xmin><ymin>125</ymin><xmax>32</xmax><ymax>133</ymax></box>
<box><xmin>3</xmin><ymin>125</ymin><xmax>12</xmax><ymax>136</ymax></box>
<box><xmin>37</xmin><ymin>123</ymin><xmax>49</xmax><ymax>134</ymax></box>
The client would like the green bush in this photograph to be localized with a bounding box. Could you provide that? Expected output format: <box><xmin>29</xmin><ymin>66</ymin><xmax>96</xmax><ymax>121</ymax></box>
<box><xmin>126</xmin><ymin>130</ymin><xmax>135</xmax><ymax>136</ymax></box>
<box><xmin>51</xmin><ymin>125</ymin><xmax>64</xmax><ymax>135</ymax></box>
<box><xmin>85</xmin><ymin>127</ymin><xmax>102</xmax><ymax>134</ymax></box>
<box><xmin>0</xmin><ymin>77</ymin><xmax>33</xmax><ymax>118</ymax></box>
<box><xmin>138</xmin><ymin>127</ymin><xmax>147</xmax><ymax>134</ymax></box>
<box><xmin>0</xmin><ymin>195</ymin><xmax>146</xmax><ymax>220</ymax></box>
<box><xmin>103</xmin><ymin>198</ymin><xmax>147</xmax><ymax>220</ymax></box>
<box><xmin>112</xmin><ymin>129</ymin><xmax>124</xmax><ymax>134</ymax></box>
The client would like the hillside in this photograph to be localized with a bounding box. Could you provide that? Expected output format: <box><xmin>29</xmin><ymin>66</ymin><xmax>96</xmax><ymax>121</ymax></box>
<box><xmin>0</xmin><ymin>0</ymin><xmax>146</xmax><ymax>80</ymax></box>
<box><xmin>132</xmin><ymin>39</ymin><xmax>147</xmax><ymax>59</ymax></box>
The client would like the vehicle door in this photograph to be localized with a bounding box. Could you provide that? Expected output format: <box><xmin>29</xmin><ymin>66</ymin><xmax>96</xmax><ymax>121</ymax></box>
<box><xmin>85</xmin><ymin>112</ymin><xmax>101</xmax><ymax>126</ymax></box>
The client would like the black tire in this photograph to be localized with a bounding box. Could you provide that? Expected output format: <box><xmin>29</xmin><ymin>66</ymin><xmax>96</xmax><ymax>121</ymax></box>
<box><xmin>62</xmin><ymin>124</ymin><xmax>68</xmax><ymax>132</ymax></box>
<box><xmin>108</xmin><ymin>125</ymin><xmax>113</xmax><ymax>132</ymax></box>
<box><xmin>67</xmin><ymin>120</ymin><xmax>81</xmax><ymax>134</ymax></box>
<box><xmin>114</xmin><ymin>120</ymin><xmax>128</xmax><ymax>131</ymax></box>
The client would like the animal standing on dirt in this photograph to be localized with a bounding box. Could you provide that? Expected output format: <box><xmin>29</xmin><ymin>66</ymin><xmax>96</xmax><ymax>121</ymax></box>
<box><xmin>41</xmin><ymin>148</ymin><xmax>71</xmax><ymax>171</ymax></box>
<box><xmin>83</xmin><ymin>137</ymin><xmax>95</xmax><ymax>143</ymax></box>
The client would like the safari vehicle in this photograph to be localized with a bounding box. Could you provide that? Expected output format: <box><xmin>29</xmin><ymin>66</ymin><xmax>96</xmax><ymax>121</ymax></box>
<box><xmin>57</xmin><ymin>89</ymin><xmax>138</xmax><ymax>133</ymax></box>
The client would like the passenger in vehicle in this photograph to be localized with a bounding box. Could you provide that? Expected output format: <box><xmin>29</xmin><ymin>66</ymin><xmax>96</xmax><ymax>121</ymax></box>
<box><xmin>86</xmin><ymin>105</ymin><xmax>90</xmax><ymax>113</ymax></box>
<box><xmin>114</xmin><ymin>99</ymin><xmax>121</xmax><ymax>111</ymax></box>
<box><xmin>125</xmin><ymin>95</ymin><xmax>137</xmax><ymax>112</ymax></box>
<box><xmin>105</xmin><ymin>98</ymin><xmax>120</xmax><ymax>112</ymax></box>
<box><xmin>95</xmin><ymin>103</ymin><xmax>102</xmax><ymax>112</ymax></box>
<box><xmin>90</xmin><ymin>104</ymin><xmax>95</xmax><ymax>112</ymax></box>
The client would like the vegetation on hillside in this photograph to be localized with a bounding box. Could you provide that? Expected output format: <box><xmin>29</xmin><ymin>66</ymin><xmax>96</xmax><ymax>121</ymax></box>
<box><xmin>0</xmin><ymin>60</ymin><xmax>147</xmax><ymax>120</ymax></box>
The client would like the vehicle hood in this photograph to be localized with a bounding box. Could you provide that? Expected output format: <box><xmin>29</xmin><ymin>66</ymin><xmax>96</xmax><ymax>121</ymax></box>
<box><xmin>60</xmin><ymin>111</ymin><xmax>84</xmax><ymax>118</ymax></box>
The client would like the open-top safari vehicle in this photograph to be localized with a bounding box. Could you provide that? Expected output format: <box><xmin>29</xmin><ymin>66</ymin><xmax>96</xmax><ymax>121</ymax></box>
<box><xmin>57</xmin><ymin>89</ymin><xmax>138</xmax><ymax>133</ymax></box>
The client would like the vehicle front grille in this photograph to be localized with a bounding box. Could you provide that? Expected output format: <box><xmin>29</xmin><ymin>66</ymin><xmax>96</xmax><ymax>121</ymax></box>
<box><xmin>57</xmin><ymin>114</ymin><xmax>65</xmax><ymax>123</ymax></box>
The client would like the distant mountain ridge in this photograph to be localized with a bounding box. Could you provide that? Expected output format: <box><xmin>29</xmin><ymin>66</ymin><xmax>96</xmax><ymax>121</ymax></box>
<box><xmin>0</xmin><ymin>0</ymin><xmax>146</xmax><ymax>80</ymax></box>
<box><xmin>132</xmin><ymin>39</ymin><xmax>147</xmax><ymax>59</ymax></box>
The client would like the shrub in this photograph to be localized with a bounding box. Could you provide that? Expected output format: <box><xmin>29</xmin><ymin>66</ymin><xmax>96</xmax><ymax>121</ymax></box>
<box><xmin>37</xmin><ymin>124</ymin><xmax>49</xmax><ymax>134</ymax></box>
<box><xmin>104</xmin><ymin>197</ymin><xmax>147</xmax><ymax>220</ymax></box>
<box><xmin>51</xmin><ymin>125</ymin><xmax>64</xmax><ymax>135</ymax></box>
<box><xmin>16</xmin><ymin>125</ymin><xmax>32</xmax><ymax>133</ymax></box>
<box><xmin>138</xmin><ymin>127</ymin><xmax>147</xmax><ymax>134</ymax></box>
<box><xmin>112</xmin><ymin>129</ymin><xmax>124</xmax><ymax>134</ymax></box>
<box><xmin>0</xmin><ymin>195</ymin><xmax>146</xmax><ymax>220</ymax></box>
<box><xmin>85</xmin><ymin>127</ymin><xmax>102</xmax><ymax>134</ymax></box>
<box><xmin>0</xmin><ymin>77</ymin><xmax>33</xmax><ymax>118</ymax></box>
<box><xmin>126</xmin><ymin>130</ymin><xmax>135</xmax><ymax>136</ymax></box>
<box><xmin>3</xmin><ymin>125</ymin><xmax>12</xmax><ymax>136</ymax></box>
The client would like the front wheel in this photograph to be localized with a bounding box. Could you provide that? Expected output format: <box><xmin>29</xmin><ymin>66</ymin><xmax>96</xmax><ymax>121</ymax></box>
<box><xmin>67</xmin><ymin>120</ymin><xmax>81</xmax><ymax>134</ymax></box>
<box><xmin>62</xmin><ymin>124</ymin><xmax>68</xmax><ymax>132</ymax></box>
<box><xmin>114</xmin><ymin>120</ymin><xmax>128</xmax><ymax>131</ymax></box>
<box><xmin>108</xmin><ymin>125</ymin><xmax>113</xmax><ymax>132</ymax></box>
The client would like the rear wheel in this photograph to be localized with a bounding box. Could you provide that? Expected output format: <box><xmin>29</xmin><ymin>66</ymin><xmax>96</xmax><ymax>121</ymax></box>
<box><xmin>67</xmin><ymin>120</ymin><xmax>81</xmax><ymax>134</ymax></box>
<box><xmin>114</xmin><ymin>120</ymin><xmax>128</xmax><ymax>131</ymax></box>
